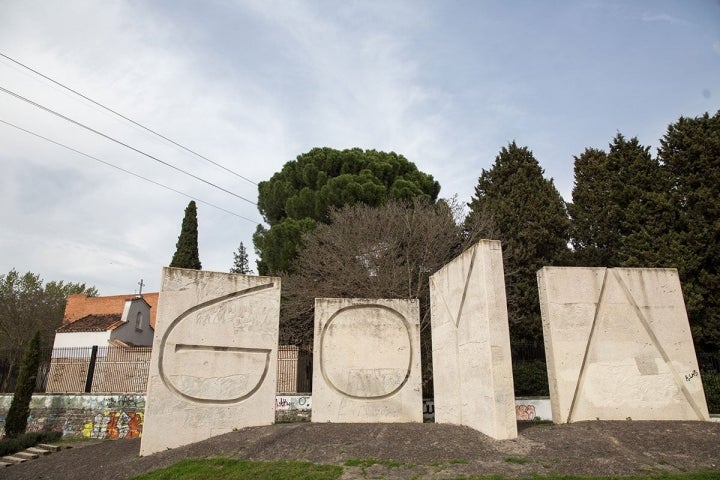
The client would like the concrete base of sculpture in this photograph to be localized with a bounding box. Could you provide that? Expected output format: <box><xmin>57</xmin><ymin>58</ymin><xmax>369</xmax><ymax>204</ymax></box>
<box><xmin>538</xmin><ymin>267</ymin><xmax>710</xmax><ymax>424</ymax></box>
<box><xmin>430</xmin><ymin>240</ymin><xmax>517</xmax><ymax>440</ymax></box>
<box><xmin>312</xmin><ymin>298</ymin><xmax>423</xmax><ymax>423</ymax></box>
<box><xmin>140</xmin><ymin>268</ymin><xmax>281</xmax><ymax>455</ymax></box>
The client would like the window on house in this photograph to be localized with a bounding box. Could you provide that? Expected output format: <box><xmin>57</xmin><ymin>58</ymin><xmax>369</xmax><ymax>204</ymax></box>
<box><xmin>135</xmin><ymin>312</ymin><xmax>143</xmax><ymax>331</ymax></box>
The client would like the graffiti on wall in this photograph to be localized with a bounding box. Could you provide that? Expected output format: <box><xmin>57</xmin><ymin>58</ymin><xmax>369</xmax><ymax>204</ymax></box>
<box><xmin>82</xmin><ymin>411</ymin><xmax>143</xmax><ymax>439</ymax></box>
<box><xmin>275</xmin><ymin>395</ymin><xmax>311</xmax><ymax>411</ymax></box>
<box><xmin>515</xmin><ymin>404</ymin><xmax>536</xmax><ymax>421</ymax></box>
<box><xmin>424</xmin><ymin>399</ymin><xmax>541</xmax><ymax>421</ymax></box>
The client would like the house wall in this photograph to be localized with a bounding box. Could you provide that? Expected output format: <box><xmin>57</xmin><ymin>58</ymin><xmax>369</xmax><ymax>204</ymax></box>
<box><xmin>112</xmin><ymin>298</ymin><xmax>154</xmax><ymax>346</ymax></box>
<box><xmin>53</xmin><ymin>331</ymin><xmax>111</xmax><ymax>349</ymax></box>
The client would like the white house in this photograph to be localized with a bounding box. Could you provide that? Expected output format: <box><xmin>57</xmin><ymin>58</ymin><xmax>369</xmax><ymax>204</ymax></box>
<box><xmin>53</xmin><ymin>295</ymin><xmax>155</xmax><ymax>349</ymax></box>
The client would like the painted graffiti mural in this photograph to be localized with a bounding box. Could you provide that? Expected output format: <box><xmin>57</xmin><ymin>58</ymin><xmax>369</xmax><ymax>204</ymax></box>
<box><xmin>83</xmin><ymin>411</ymin><xmax>144</xmax><ymax>439</ymax></box>
<box><xmin>515</xmin><ymin>404</ymin><xmax>536</xmax><ymax>421</ymax></box>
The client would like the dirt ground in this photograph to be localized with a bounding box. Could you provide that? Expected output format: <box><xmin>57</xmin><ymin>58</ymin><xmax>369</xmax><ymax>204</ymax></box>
<box><xmin>3</xmin><ymin>421</ymin><xmax>720</xmax><ymax>479</ymax></box>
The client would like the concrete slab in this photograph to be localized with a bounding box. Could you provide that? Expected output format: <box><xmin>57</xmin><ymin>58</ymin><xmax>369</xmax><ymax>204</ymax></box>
<box><xmin>37</xmin><ymin>444</ymin><xmax>61</xmax><ymax>452</ymax></box>
<box><xmin>430</xmin><ymin>240</ymin><xmax>517</xmax><ymax>440</ymax></box>
<box><xmin>15</xmin><ymin>451</ymin><xmax>39</xmax><ymax>460</ymax></box>
<box><xmin>538</xmin><ymin>267</ymin><xmax>710</xmax><ymax>423</ymax></box>
<box><xmin>25</xmin><ymin>447</ymin><xmax>50</xmax><ymax>455</ymax></box>
<box><xmin>312</xmin><ymin>298</ymin><xmax>423</xmax><ymax>423</ymax></box>
<box><xmin>140</xmin><ymin>268</ymin><xmax>281</xmax><ymax>455</ymax></box>
<box><xmin>2</xmin><ymin>456</ymin><xmax>26</xmax><ymax>464</ymax></box>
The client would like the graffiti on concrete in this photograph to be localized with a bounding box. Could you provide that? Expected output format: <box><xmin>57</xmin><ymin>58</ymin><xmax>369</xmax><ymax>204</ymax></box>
<box><xmin>275</xmin><ymin>395</ymin><xmax>311</xmax><ymax>411</ymax></box>
<box><xmin>515</xmin><ymin>404</ymin><xmax>536</xmax><ymax>421</ymax></box>
<box><xmin>82</xmin><ymin>411</ymin><xmax>143</xmax><ymax>439</ymax></box>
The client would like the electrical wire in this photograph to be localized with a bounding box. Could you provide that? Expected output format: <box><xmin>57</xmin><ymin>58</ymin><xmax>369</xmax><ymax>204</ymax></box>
<box><xmin>0</xmin><ymin>85</ymin><xmax>257</xmax><ymax>206</ymax></box>
<box><xmin>0</xmin><ymin>51</ymin><xmax>258</xmax><ymax>186</ymax></box>
<box><xmin>0</xmin><ymin>118</ymin><xmax>260</xmax><ymax>224</ymax></box>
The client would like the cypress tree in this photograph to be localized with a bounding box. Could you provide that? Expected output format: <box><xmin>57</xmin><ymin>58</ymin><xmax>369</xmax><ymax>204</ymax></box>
<box><xmin>569</xmin><ymin>135</ymin><xmax>667</xmax><ymax>268</ymax></box>
<box><xmin>170</xmin><ymin>201</ymin><xmax>202</xmax><ymax>270</ymax></box>
<box><xmin>5</xmin><ymin>331</ymin><xmax>41</xmax><ymax>438</ymax></box>
<box><xmin>658</xmin><ymin>111</ymin><xmax>720</xmax><ymax>350</ymax></box>
<box><xmin>466</xmin><ymin>142</ymin><xmax>570</xmax><ymax>344</ymax></box>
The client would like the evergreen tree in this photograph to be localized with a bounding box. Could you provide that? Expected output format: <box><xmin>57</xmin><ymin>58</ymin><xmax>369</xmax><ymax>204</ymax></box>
<box><xmin>569</xmin><ymin>135</ymin><xmax>667</xmax><ymax>267</ymax></box>
<box><xmin>5</xmin><ymin>331</ymin><xmax>41</xmax><ymax>438</ymax></box>
<box><xmin>657</xmin><ymin>111</ymin><xmax>720</xmax><ymax>350</ymax></box>
<box><xmin>170</xmin><ymin>201</ymin><xmax>201</xmax><ymax>270</ymax></box>
<box><xmin>254</xmin><ymin>147</ymin><xmax>440</xmax><ymax>274</ymax></box>
<box><xmin>466</xmin><ymin>142</ymin><xmax>570</xmax><ymax>344</ymax></box>
<box><xmin>230</xmin><ymin>242</ymin><xmax>253</xmax><ymax>274</ymax></box>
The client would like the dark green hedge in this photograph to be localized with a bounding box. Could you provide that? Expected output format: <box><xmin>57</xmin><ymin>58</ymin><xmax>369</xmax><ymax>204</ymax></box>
<box><xmin>0</xmin><ymin>430</ymin><xmax>62</xmax><ymax>456</ymax></box>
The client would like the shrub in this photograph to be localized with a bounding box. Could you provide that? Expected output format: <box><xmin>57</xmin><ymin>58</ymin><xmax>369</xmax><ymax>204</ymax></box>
<box><xmin>513</xmin><ymin>360</ymin><xmax>549</xmax><ymax>396</ymax></box>
<box><xmin>0</xmin><ymin>430</ymin><xmax>62</xmax><ymax>456</ymax></box>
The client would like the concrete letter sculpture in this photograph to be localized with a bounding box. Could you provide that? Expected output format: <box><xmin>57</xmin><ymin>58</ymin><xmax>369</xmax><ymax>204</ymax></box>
<box><xmin>538</xmin><ymin>267</ymin><xmax>710</xmax><ymax>423</ymax></box>
<box><xmin>430</xmin><ymin>240</ymin><xmax>517</xmax><ymax>440</ymax></box>
<box><xmin>312</xmin><ymin>298</ymin><xmax>423</xmax><ymax>423</ymax></box>
<box><xmin>140</xmin><ymin>268</ymin><xmax>280</xmax><ymax>455</ymax></box>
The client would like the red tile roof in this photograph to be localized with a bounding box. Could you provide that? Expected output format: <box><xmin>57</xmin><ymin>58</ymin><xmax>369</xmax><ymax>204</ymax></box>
<box><xmin>56</xmin><ymin>314</ymin><xmax>123</xmax><ymax>332</ymax></box>
<box><xmin>64</xmin><ymin>292</ymin><xmax>159</xmax><ymax>328</ymax></box>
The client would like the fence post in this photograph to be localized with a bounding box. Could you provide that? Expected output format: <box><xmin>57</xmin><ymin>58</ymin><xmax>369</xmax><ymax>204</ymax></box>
<box><xmin>85</xmin><ymin>345</ymin><xmax>98</xmax><ymax>393</ymax></box>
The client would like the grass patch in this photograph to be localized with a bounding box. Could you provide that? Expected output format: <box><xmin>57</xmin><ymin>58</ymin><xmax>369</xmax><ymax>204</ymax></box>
<box><xmin>131</xmin><ymin>458</ymin><xmax>342</xmax><ymax>480</ymax></box>
<box><xmin>430</xmin><ymin>458</ymin><xmax>469</xmax><ymax>466</ymax></box>
<box><xmin>0</xmin><ymin>430</ymin><xmax>62</xmax><ymax>456</ymax></box>
<box><xmin>129</xmin><ymin>459</ymin><xmax>720</xmax><ymax>480</ymax></box>
<box><xmin>344</xmin><ymin>458</ymin><xmax>407</xmax><ymax>468</ymax></box>
<box><xmin>444</xmin><ymin>473</ymin><xmax>720</xmax><ymax>480</ymax></box>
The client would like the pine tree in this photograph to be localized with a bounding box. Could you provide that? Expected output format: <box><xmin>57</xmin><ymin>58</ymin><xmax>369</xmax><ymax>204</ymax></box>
<box><xmin>254</xmin><ymin>147</ymin><xmax>440</xmax><ymax>274</ymax></box>
<box><xmin>466</xmin><ymin>142</ymin><xmax>570</xmax><ymax>344</ymax></box>
<box><xmin>5</xmin><ymin>331</ymin><xmax>41</xmax><ymax>438</ymax></box>
<box><xmin>170</xmin><ymin>201</ymin><xmax>201</xmax><ymax>270</ymax></box>
<box><xmin>230</xmin><ymin>242</ymin><xmax>253</xmax><ymax>274</ymax></box>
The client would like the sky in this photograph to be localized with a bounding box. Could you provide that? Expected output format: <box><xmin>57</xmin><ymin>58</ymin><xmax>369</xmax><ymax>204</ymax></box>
<box><xmin>0</xmin><ymin>0</ymin><xmax>718</xmax><ymax>296</ymax></box>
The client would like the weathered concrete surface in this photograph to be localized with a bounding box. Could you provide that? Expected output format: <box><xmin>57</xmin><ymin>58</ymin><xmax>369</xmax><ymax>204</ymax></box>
<box><xmin>430</xmin><ymin>240</ymin><xmax>517</xmax><ymax>439</ymax></box>
<box><xmin>140</xmin><ymin>268</ymin><xmax>280</xmax><ymax>455</ymax></box>
<box><xmin>538</xmin><ymin>267</ymin><xmax>710</xmax><ymax>424</ymax></box>
<box><xmin>312</xmin><ymin>298</ymin><xmax>422</xmax><ymax>423</ymax></box>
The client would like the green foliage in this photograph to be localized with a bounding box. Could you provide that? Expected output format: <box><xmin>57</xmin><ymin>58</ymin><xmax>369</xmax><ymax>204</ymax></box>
<box><xmin>131</xmin><ymin>458</ymin><xmax>343</xmax><ymax>480</ymax></box>
<box><xmin>230</xmin><ymin>242</ymin><xmax>253</xmax><ymax>274</ymax></box>
<box><xmin>254</xmin><ymin>147</ymin><xmax>440</xmax><ymax>274</ymax></box>
<box><xmin>569</xmin><ymin>135</ymin><xmax>667</xmax><ymax>268</ymax></box>
<box><xmin>701</xmin><ymin>371</ymin><xmax>720</xmax><ymax>413</ymax></box>
<box><xmin>253</xmin><ymin>218</ymin><xmax>317</xmax><ymax>275</ymax></box>
<box><xmin>170</xmin><ymin>200</ymin><xmax>202</xmax><ymax>270</ymax></box>
<box><xmin>569</xmin><ymin>113</ymin><xmax>720</xmax><ymax>350</ymax></box>
<box><xmin>0</xmin><ymin>270</ymin><xmax>95</xmax><ymax>390</ymax></box>
<box><xmin>466</xmin><ymin>142</ymin><xmax>570</xmax><ymax>343</ymax></box>
<box><xmin>657</xmin><ymin>111</ymin><xmax>720</xmax><ymax>350</ymax></box>
<box><xmin>5</xmin><ymin>331</ymin><xmax>42</xmax><ymax>438</ymax></box>
<box><xmin>0</xmin><ymin>430</ymin><xmax>61</xmax><ymax>456</ymax></box>
<box><xmin>344</xmin><ymin>459</ymin><xmax>407</xmax><ymax>468</ymax></box>
<box><xmin>513</xmin><ymin>360</ymin><xmax>550</xmax><ymax>396</ymax></box>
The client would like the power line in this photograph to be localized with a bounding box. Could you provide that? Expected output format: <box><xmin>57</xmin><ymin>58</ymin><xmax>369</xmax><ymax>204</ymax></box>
<box><xmin>0</xmin><ymin>51</ymin><xmax>258</xmax><ymax>186</ymax></box>
<box><xmin>0</xmin><ymin>85</ymin><xmax>257</xmax><ymax>206</ymax></box>
<box><xmin>0</xmin><ymin>118</ymin><xmax>260</xmax><ymax>224</ymax></box>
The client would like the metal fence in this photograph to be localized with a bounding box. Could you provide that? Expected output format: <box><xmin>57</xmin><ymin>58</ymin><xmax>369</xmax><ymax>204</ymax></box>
<box><xmin>1</xmin><ymin>344</ymin><xmax>314</xmax><ymax>395</ymax></box>
<box><xmin>44</xmin><ymin>346</ymin><xmax>152</xmax><ymax>394</ymax></box>
<box><xmin>277</xmin><ymin>345</ymin><xmax>312</xmax><ymax>393</ymax></box>
<box><xmin>1</xmin><ymin>344</ymin><xmax>717</xmax><ymax>411</ymax></box>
